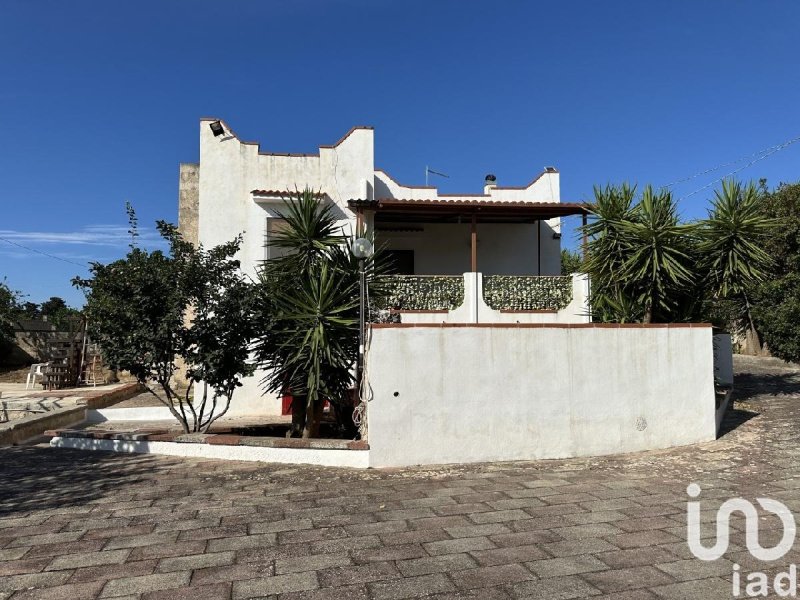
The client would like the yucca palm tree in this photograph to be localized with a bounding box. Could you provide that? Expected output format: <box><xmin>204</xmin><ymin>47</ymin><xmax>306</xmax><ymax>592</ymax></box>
<box><xmin>252</xmin><ymin>189</ymin><xmax>380</xmax><ymax>438</ymax></box>
<box><xmin>582</xmin><ymin>184</ymin><xmax>639</xmax><ymax>321</ymax></box>
<box><xmin>614</xmin><ymin>186</ymin><xmax>697</xmax><ymax>323</ymax></box>
<box><xmin>698</xmin><ymin>179</ymin><xmax>774</xmax><ymax>342</ymax></box>
<box><xmin>583</xmin><ymin>185</ymin><xmax>697</xmax><ymax>323</ymax></box>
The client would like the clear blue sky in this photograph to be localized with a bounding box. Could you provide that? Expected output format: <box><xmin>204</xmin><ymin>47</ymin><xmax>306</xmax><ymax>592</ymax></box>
<box><xmin>2</xmin><ymin>0</ymin><xmax>799</xmax><ymax>306</ymax></box>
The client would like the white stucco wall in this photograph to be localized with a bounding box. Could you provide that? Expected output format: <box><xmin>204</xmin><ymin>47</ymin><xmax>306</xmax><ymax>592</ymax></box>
<box><xmin>187</xmin><ymin>118</ymin><xmax>572</xmax><ymax>417</ymax></box>
<box><xmin>366</xmin><ymin>324</ymin><xmax>717</xmax><ymax>467</ymax></box>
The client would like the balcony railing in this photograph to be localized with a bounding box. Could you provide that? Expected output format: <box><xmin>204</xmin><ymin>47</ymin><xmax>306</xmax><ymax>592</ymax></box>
<box><xmin>373</xmin><ymin>275</ymin><xmax>465</xmax><ymax>311</ymax></box>
<box><xmin>483</xmin><ymin>275</ymin><xmax>573</xmax><ymax>311</ymax></box>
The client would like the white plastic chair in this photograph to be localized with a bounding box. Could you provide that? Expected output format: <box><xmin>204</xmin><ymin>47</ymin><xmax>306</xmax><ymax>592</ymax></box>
<box><xmin>25</xmin><ymin>363</ymin><xmax>47</xmax><ymax>390</ymax></box>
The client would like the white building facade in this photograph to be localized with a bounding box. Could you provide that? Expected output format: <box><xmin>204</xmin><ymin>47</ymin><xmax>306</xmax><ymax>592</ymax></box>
<box><xmin>179</xmin><ymin>118</ymin><xmax>590</xmax><ymax>415</ymax></box>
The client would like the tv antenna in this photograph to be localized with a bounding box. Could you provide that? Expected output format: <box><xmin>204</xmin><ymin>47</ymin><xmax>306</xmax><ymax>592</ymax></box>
<box><xmin>425</xmin><ymin>166</ymin><xmax>449</xmax><ymax>187</ymax></box>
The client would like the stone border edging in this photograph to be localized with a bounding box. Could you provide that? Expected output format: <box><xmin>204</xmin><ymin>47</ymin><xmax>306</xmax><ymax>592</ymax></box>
<box><xmin>45</xmin><ymin>427</ymin><xmax>369</xmax><ymax>451</ymax></box>
<box><xmin>0</xmin><ymin>382</ymin><xmax>142</xmax><ymax>446</ymax></box>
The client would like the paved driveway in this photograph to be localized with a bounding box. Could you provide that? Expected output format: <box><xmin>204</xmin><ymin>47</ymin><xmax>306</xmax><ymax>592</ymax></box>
<box><xmin>1</xmin><ymin>356</ymin><xmax>799</xmax><ymax>599</ymax></box>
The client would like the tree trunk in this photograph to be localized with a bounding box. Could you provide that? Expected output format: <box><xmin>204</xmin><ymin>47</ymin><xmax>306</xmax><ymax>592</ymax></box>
<box><xmin>302</xmin><ymin>400</ymin><xmax>324</xmax><ymax>439</ymax></box>
<box><xmin>288</xmin><ymin>394</ymin><xmax>306</xmax><ymax>438</ymax></box>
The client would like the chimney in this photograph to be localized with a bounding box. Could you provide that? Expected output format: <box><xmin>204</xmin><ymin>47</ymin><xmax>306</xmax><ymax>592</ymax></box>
<box><xmin>484</xmin><ymin>174</ymin><xmax>497</xmax><ymax>195</ymax></box>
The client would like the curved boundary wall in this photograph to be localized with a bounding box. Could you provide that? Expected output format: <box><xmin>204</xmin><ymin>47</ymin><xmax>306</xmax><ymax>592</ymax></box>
<box><xmin>366</xmin><ymin>323</ymin><xmax>716</xmax><ymax>468</ymax></box>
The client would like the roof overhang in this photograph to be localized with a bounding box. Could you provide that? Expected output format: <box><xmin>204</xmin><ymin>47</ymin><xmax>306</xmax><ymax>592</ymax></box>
<box><xmin>348</xmin><ymin>198</ymin><xmax>591</xmax><ymax>224</ymax></box>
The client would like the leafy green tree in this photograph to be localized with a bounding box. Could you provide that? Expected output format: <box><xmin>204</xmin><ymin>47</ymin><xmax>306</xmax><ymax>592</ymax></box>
<box><xmin>75</xmin><ymin>213</ymin><xmax>254</xmax><ymax>433</ymax></box>
<box><xmin>38</xmin><ymin>296</ymin><xmax>81</xmax><ymax>330</ymax></box>
<box><xmin>560</xmin><ymin>248</ymin><xmax>583</xmax><ymax>276</ymax></box>
<box><xmin>751</xmin><ymin>182</ymin><xmax>800</xmax><ymax>362</ymax></box>
<box><xmin>0</xmin><ymin>281</ymin><xmax>22</xmax><ymax>359</ymax></box>
<box><xmin>252</xmin><ymin>190</ymin><xmax>381</xmax><ymax>438</ymax></box>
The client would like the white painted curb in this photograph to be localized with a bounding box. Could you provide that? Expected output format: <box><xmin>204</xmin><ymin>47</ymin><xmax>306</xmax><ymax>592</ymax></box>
<box><xmin>50</xmin><ymin>436</ymin><xmax>370</xmax><ymax>469</ymax></box>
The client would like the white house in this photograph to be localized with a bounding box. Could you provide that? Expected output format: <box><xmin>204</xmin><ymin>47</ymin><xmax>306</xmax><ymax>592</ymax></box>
<box><xmin>178</xmin><ymin>118</ymin><xmax>591</xmax><ymax>415</ymax></box>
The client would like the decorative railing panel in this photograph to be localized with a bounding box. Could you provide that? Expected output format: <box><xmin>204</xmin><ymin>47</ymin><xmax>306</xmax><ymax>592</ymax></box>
<box><xmin>483</xmin><ymin>275</ymin><xmax>573</xmax><ymax>311</ymax></box>
<box><xmin>373</xmin><ymin>275</ymin><xmax>465</xmax><ymax>311</ymax></box>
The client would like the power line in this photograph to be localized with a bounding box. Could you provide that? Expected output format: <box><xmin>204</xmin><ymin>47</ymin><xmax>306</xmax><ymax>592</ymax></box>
<box><xmin>0</xmin><ymin>235</ymin><xmax>90</xmax><ymax>268</ymax></box>
<box><xmin>664</xmin><ymin>134</ymin><xmax>800</xmax><ymax>189</ymax></box>
<box><xmin>677</xmin><ymin>135</ymin><xmax>800</xmax><ymax>202</ymax></box>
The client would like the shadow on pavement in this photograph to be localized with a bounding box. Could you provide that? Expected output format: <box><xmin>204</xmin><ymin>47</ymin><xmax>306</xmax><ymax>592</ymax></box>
<box><xmin>0</xmin><ymin>446</ymin><xmax>165</xmax><ymax>517</ymax></box>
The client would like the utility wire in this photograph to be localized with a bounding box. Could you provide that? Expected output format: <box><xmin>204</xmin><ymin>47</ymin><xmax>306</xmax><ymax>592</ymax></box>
<box><xmin>677</xmin><ymin>135</ymin><xmax>800</xmax><ymax>201</ymax></box>
<box><xmin>664</xmin><ymin>134</ymin><xmax>800</xmax><ymax>189</ymax></box>
<box><xmin>0</xmin><ymin>235</ymin><xmax>89</xmax><ymax>267</ymax></box>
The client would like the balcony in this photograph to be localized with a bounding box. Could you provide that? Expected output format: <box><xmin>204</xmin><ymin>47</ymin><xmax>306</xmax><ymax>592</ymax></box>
<box><xmin>373</xmin><ymin>273</ymin><xmax>590</xmax><ymax>324</ymax></box>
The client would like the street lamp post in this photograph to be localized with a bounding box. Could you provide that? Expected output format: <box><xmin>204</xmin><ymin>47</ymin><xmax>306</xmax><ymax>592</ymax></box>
<box><xmin>351</xmin><ymin>237</ymin><xmax>374</xmax><ymax>398</ymax></box>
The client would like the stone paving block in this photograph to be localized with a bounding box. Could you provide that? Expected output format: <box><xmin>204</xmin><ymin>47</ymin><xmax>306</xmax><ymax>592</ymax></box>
<box><xmin>0</xmin><ymin>570</ymin><xmax>72</xmax><ymax>593</ymax></box>
<box><xmin>351</xmin><ymin>543</ymin><xmax>428</xmax><ymax>563</ymax></box>
<box><xmin>649</xmin><ymin>576</ymin><xmax>732</xmax><ymax>599</ymax></box>
<box><xmin>486</xmin><ymin>497</ymin><xmax>547</xmax><ymax>510</ymax></box>
<box><xmin>593</xmin><ymin>591</ymin><xmax>660</xmax><ymax>600</ymax></box>
<box><xmin>156</xmin><ymin>550</ymin><xmax>235</xmax><ymax>573</ymax></box>
<box><xmin>24</xmin><ymin>539</ymin><xmax>106</xmax><ymax>558</ymax></box>
<box><xmin>407</xmin><ymin>515</ymin><xmax>471</xmax><ymax>530</ymax></box>
<box><xmin>0</xmin><ymin>556</ymin><xmax>51</xmax><ymax>576</ymax></box>
<box><xmin>8</xmin><ymin>580</ymin><xmax>105</xmax><ymax>600</ymax></box>
<box><xmin>232</xmin><ymin>571</ymin><xmax>318</xmax><ymax>598</ymax></box>
<box><xmin>275</xmin><ymin>552</ymin><xmax>352</xmax><ymax>574</ymax></box>
<box><xmin>452</xmin><ymin>563</ymin><xmax>535</xmax><ymax>589</ymax></box>
<box><xmin>509</xmin><ymin>574</ymin><xmax>602</xmax><ymax>599</ymax></box>
<box><xmin>280</xmin><ymin>583</ymin><xmax>369</xmax><ymax>600</ymax></box>
<box><xmin>368</xmin><ymin>573</ymin><xmax>455</xmax><ymax>599</ymax></box>
<box><xmin>310</xmin><ymin>534</ymin><xmax>382</xmax><ymax>554</ymax></box>
<box><xmin>343</xmin><ymin>520</ymin><xmax>407</xmax><ymax>537</ymax></box>
<box><xmin>68</xmin><ymin>559</ymin><xmax>158</xmax><ymax>584</ymax></box>
<box><xmin>6</xmin><ymin>530</ymin><xmax>84</xmax><ymax>548</ymax></box>
<box><xmin>469</xmin><ymin>509</ymin><xmax>531</xmax><ymax>524</ymax></box>
<box><xmin>423</xmin><ymin>536</ymin><xmax>496</xmax><ymax>556</ymax></box>
<box><xmin>64</xmin><ymin>517</ymin><xmax>132</xmax><ymax>532</ymax></box>
<box><xmin>206</xmin><ymin>532</ymin><xmax>277</xmax><ymax>552</ymax></box>
<box><xmin>525</xmin><ymin>554</ymin><xmax>608</xmax><ymax>577</ymax></box>
<box><xmin>84</xmin><ymin>524</ymin><xmax>157</xmax><ymax>539</ymax></box>
<box><xmin>128</xmin><ymin>540</ymin><xmax>207</xmax><ymax>561</ymax></box>
<box><xmin>550</xmin><ymin>522</ymin><xmax>626</xmax><ymax>540</ymax></box>
<box><xmin>103</xmin><ymin>530</ymin><xmax>180</xmax><ymax>550</ymax></box>
<box><xmin>396</xmin><ymin>552</ymin><xmax>477</xmax><ymax>577</ymax></box>
<box><xmin>154</xmin><ymin>517</ymin><xmax>223</xmax><ymax>533</ymax></box>
<box><xmin>317</xmin><ymin>561</ymin><xmax>400</xmax><ymax>587</ymax></box>
<box><xmin>655</xmin><ymin>558</ymin><xmax>735</xmax><ymax>581</ymax></box>
<box><xmin>488</xmin><ymin>529</ymin><xmax>562</xmax><ymax>547</ymax></box>
<box><xmin>47</xmin><ymin>549</ymin><xmax>131</xmax><ymax>571</ymax></box>
<box><xmin>192</xmin><ymin>562</ymin><xmax>274</xmax><ymax>585</ymax></box>
<box><xmin>564</xmin><ymin>510</ymin><xmax>627</xmax><ymax>525</ymax></box>
<box><xmin>614</xmin><ymin>516</ymin><xmax>677</xmax><ymax>532</ymax></box>
<box><xmin>595</xmin><ymin>546</ymin><xmax>680</xmax><ymax>569</ymax></box>
<box><xmin>509</xmin><ymin>515</ymin><xmax>571</xmax><ymax>531</ymax></box>
<box><xmin>141</xmin><ymin>582</ymin><xmax>232</xmax><ymax>600</ymax></box>
<box><xmin>582</xmin><ymin>565</ymin><xmax>676</xmax><ymax>593</ymax></box>
<box><xmin>444</xmin><ymin>522</ymin><xmax>510</xmax><ymax>538</ymax></box>
<box><xmin>607</xmin><ymin>530</ymin><xmax>682</xmax><ymax>549</ymax></box>
<box><xmin>100</xmin><ymin>571</ymin><xmax>193</xmax><ymax>597</ymax></box>
<box><xmin>432</xmin><ymin>503</ymin><xmax>492</xmax><ymax>516</ymax></box>
<box><xmin>423</xmin><ymin>587</ymin><xmax>511</xmax><ymax>600</ymax></box>
<box><xmin>469</xmin><ymin>543</ymin><xmax>549</xmax><ymax>566</ymax></box>
<box><xmin>541</xmin><ymin>537</ymin><xmax>619</xmax><ymax>557</ymax></box>
<box><xmin>0</xmin><ymin>547</ymin><xmax>29</xmax><ymax>561</ymax></box>
<box><xmin>278</xmin><ymin>526</ymin><xmax>347</xmax><ymax>545</ymax></box>
<box><xmin>178</xmin><ymin>523</ymin><xmax>248</xmax><ymax>541</ymax></box>
<box><xmin>378</xmin><ymin>528</ymin><xmax>450</xmax><ymax>546</ymax></box>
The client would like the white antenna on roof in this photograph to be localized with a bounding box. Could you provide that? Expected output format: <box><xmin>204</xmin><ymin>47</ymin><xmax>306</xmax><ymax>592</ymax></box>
<box><xmin>425</xmin><ymin>165</ymin><xmax>449</xmax><ymax>187</ymax></box>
